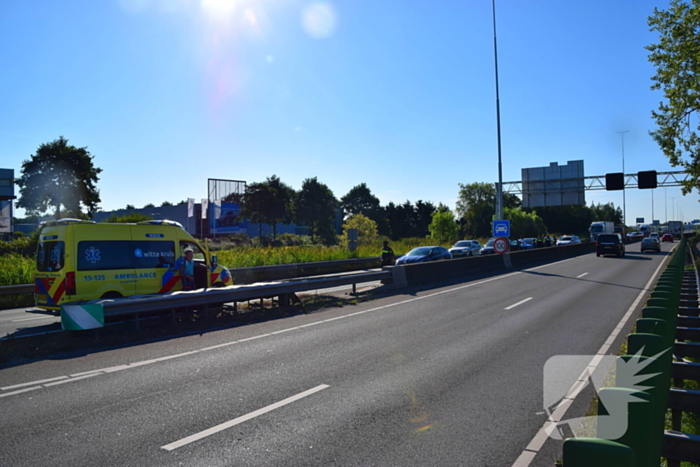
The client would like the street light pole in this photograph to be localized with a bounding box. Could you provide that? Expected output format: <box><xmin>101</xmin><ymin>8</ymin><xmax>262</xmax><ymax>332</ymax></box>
<box><xmin>492</xmin><ymin>0</ymin><xmax>504</xmax><ymax>222</ymax></box>
<box><xmin>617</xmin><ymin>130</ymin><xmax>628</xmax><ymax>226</ymax></box>
<box><xmin>672</xmin><ymin>197</ymin><xmax>675</xmax><ymax>219</ymax></box>
<box><xmin>665</xmin><ymin>188</ymin><xmax>668</xmax><ymax>223</ymax></box>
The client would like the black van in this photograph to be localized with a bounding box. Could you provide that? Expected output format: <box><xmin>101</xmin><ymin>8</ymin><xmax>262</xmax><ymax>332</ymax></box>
<box><xmin>596</xmin><ymin>233</ymin><xmax>625</xmax><ymax>257</ymax></box>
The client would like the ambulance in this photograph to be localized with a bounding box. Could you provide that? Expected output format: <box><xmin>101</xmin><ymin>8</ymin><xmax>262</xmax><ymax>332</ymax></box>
<box><xmin>33</xmin><ymin>219</ymin><xmax>232</xmax><ymax>310</ymax></box>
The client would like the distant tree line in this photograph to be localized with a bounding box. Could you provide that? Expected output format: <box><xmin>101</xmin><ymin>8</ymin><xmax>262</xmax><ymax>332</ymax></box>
<box><xmin>14</xmin><ymin>136</ymin><xmax>623</xmax><ymax>245</ymax></box>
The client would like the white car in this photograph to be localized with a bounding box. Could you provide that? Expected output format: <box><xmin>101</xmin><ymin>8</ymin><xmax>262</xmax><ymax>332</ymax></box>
<box><xmin>556</xmin><ymin>235</ymin><xmax>581</xmax><ymax>246</ymax></box>
<box><xmin>649</xmin><ymin>232</ymin><xmax>660</xmax><ymax>239</ymax></box>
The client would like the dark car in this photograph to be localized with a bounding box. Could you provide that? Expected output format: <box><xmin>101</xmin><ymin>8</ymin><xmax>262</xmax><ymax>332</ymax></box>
<box><xmin>396</xmin><ymin>246</ymin><xmax>452</xmax><ymax>265</ymax></box>
<box><xmin>509</xmin><ymin>239</ymin><xmax>521</xmax><ymax>251</ymax></box>
<box><xmin>661</xmin><ymin>233</ymin><xmax>674</xmax><ymax>243</ymax></box>
<box><xmin>480</xmin><ymin>238</ymin><xmax>497</xmax><ymax>255</ymax></box>
<box><xmin>596</xmin><ymin>233</ymin><xmax>625</xmax><ymax>257</ymax></box>
<box><xmin>641</xmin><ymin>237</ymin><xmax>661</xmax><ymax>253</ymax></box>
<box><xmin>520</xmin><ymin>238</ymin><xmax>537</xmax><ymax>250</ymax></box>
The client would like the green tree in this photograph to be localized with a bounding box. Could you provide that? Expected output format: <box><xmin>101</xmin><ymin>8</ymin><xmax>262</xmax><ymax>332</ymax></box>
<box><xmin>590</xmin><ymin>202</ymin><xmax>623</xmax><ymax>225</ymax></box>
<box><xmin>341</xmin><ymin>213</ymin><xmax>379</xmax><ymax>245</ymax></box>
<box><xmin>429</xmin><ymin>209</ymin><xmax>459</xmax><ymax>244</ymax></box>
<box><xmin>340</xmin><ymin>183</ymin><xmax>391</xmax><ymax>236</ymax></box>
<box><xmin>143</xmin><ymin>203</ymin><xmax>155</xmax><ymax>209</ymax></box>
<box><xmin>414</xmin><ymin>200</ymin><xmax>437</xmax><ymax>237</ymax></box>
<box><xmin>295</xmin><ymin>177</ymin><xmax>338</xmax><ymax>244</ymax></box>
<box><xmin>647</xmin><ymin>0</ymin><xmax>700</xmax><ymax>194</ymax></box>
<box><xmin>105</xmin><ymin>213</ymin><xmax>153</xmax><ymax>223</ymax></box>
<box><xmin>240</xmin><ymin>176</ymin><xmax>296</xmax><ymax>240</ymax></box>
<box><xmin>505</xmin><ymin>208</ymin><xmax>547</xmax><ymax>238</ymax></box>
<box><xmin>263</xmin><ymin>175</ymin><xmax>296</xmax><ymax>241</ymax></box>
<box><xmin>16</xmin><ymin>136</ymin><xmax>102</xmax><ymax>218</ymax></box>
<box><xmin>125</xmin><ymin>204</ymin><xmax>135</xmax><ymax>210</ymax></box>
<box><xmin>341</xmin><ymin>183</ymin><xmax>380</xmax><ymax>217</ymax></box>
<box><xmin>241</xmin><ymin>181</ymin><xmax>273</xmax><ymax>238</ymax></box>
<box><xmin>456</xmin><ymin>182</ymin><xmax>521</xmax><ymax>238</ymax></box>
<box><xmin>161</xmin><ymin>201</ymin><xmax>173</xmax><ymax>207</ymax></box>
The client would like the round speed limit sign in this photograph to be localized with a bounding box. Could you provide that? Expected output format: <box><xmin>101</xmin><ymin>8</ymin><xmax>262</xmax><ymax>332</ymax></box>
<box><xmin>493</xmin><ymin>237</ymin><xmax>510</xmax><ymax>254</ymax></box>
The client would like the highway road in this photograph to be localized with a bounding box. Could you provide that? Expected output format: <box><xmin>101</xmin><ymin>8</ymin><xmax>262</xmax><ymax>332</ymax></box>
<box><xmin>0</xmin><ymin>270</ymin><xmax>384</xmax><ymax>339</ymax></box>
<box><xmin>0</xmin><ymin>244</ymin><xmax>674</xmax><ymax>466</ymax></box>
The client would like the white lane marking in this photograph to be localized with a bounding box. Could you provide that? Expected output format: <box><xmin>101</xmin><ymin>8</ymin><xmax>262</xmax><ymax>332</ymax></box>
<box><xmin>2</xmin><ymin>376</ymin><xmax>68</xmax><ymax>391</ymax></box>
<box><xmin>0</xmin><ymin>386</ymin><xmax>42</xmax><ymax>398</ymax></box>
<box><xmin>44</xmin><ymin>373</ymin><xmax>100</xmax><ymax>387</ymax></box>
<box><xmin>161</xmin><ymin>384</ymin><xmax>330</xmax><ymax>451</ymax></box>
<box><xmin>505</xmin><ymin>297</ymin><xmax>533</xmax><ymax>310</ymax></box>
<box><xmin>11</xmin><ymin>316</ymin><xmax>56</xmax><ymax>323</ymax></box>
<box><xmin>576</xmin><ymin>272</ymin><xmax>588</xmax><ymax>278</ymax></box>
<box><xmin>3</xmin><ymin>255</ymin><xmax>584</xmax><ymax>396</ymax></box>
<box><xmin>511</xmin><ymin>244</ymin><xmax>676</xmax><ymax>466</ymax></box>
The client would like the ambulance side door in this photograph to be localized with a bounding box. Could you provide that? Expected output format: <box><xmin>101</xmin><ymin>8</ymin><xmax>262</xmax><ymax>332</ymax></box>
<box><xmin>132</xmin><ymin>235</ymin><xmax>178</xmax><ymax>295</ymax></box>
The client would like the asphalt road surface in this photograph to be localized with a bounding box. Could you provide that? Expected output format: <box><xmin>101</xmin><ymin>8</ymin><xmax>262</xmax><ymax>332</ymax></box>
<box><xmin>0</xmin><ymin>244</ymin><xmax>674</xmax><ymax>466</ymax></box>
<box><xmin>0</xmin><ymin>270</ymin><xmax>383</xmax><ymax>339</ymax></box>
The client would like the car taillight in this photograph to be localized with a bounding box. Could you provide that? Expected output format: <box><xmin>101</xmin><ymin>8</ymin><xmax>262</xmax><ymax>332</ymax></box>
<box><xmin>596</xmin><ymin>242</ymin><xmax>600</xmax><ymax>247</ymax></box>
<box><xmin>65</xmin><ymin>272</ymin><xmax>76</xmax><ymax>295</ymax></box>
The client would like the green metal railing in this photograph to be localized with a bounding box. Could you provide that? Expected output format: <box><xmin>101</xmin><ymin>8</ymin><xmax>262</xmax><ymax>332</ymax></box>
<box><xmin>563</xmin><ymin>237</ymin><xmax>700</xmax><ymax>466</ymax></box>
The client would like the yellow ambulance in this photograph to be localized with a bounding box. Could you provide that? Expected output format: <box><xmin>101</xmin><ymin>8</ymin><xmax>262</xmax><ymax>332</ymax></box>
<box><xmin>34</xmin><ymin>219</ymin><xmax>232</xmax><ymax>310</ymax></box>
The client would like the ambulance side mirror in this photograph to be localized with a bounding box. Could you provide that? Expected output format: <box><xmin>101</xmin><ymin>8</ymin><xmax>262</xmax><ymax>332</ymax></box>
<box><xmin>211</xmin><ymin>255</ymin><xmax>218</xmax><ymax>267</ymax></box>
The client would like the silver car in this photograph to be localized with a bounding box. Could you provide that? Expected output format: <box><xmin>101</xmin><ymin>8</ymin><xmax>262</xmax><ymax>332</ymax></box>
<box><xmin>556</xmin><ymin>235</ymin><xmax>581</xmax><ymax>246</ymax></box>
<box><xmin>449</xmin><ymin>240</ymin><xmax>482</xmax><ymax>257</ymax></box>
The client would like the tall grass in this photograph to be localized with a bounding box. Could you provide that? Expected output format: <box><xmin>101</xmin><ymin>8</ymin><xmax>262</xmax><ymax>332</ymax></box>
<box><xmin>0</xmin><ymin>254</ymin><xmax>34</xmax><ymax>285</ymax></box>
<box><xmin>0</xmin><ymin>254</ymin><xmax>35</xmax><ymax>309</ymax></box>
<box><xmin>214</xmin><ymin>237</ymin><xmax>469</xmax><ymax>269</ymax></box>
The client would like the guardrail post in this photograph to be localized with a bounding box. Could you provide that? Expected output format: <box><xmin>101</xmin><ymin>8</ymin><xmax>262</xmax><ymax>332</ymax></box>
<box><xmin>562</xmin><ymin>438</ymin><xmax>635</xmax><ymax>467</ymax></box>
<box><xmin>615</xmin><ymin>354</ymin><xmax>667</xmax><ymax>465</ymax></box>
<box><xmin>596</xmin><ymin>387</ymin><xmax>655</xmax><ymax>467</ymax></box>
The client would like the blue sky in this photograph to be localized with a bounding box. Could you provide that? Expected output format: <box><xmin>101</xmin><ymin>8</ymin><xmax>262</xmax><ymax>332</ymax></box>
<box><xmin>1</xmin><ymin>0</ymin><xmax>696</xmax><ymax>224</ymax></box>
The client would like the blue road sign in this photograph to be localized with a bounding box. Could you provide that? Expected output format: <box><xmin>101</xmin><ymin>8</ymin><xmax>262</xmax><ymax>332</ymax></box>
<box><xmin>493</xmin><ymin>220</ymin><xmax>510</xmax><ymax>237</ymax></box>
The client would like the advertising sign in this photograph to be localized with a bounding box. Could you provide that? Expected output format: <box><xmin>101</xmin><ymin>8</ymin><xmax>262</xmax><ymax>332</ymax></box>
<box><xmin>210</xmin><ymin>202</ymin><xmax>246</xmax><ymax>234</ymax></box>
<box><xmin>0</xmin><ymin>200</ymin><xmax>10</xmax><ymax>234</ymax></box>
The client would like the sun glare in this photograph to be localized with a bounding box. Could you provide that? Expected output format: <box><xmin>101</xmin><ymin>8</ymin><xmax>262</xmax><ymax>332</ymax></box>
<box><xmin>201</xmin><ymin>0</ymin><xmax>238</xmax><ymax>18</ymax></box>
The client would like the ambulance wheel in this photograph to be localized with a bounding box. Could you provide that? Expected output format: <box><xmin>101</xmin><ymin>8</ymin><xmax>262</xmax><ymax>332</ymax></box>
<box><xmin>101</xmin><ymin>291</ymin><xmax>123</xmax><ymax>299</ymax></box>
<box><xmin>214</xmin><ymin>282</ymin><xmax>226</xmax><ymax>288</ymax></box>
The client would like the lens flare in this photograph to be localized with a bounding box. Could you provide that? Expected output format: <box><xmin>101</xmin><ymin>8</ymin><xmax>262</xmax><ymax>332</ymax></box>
<box><xmin>413</xmin><ymin>423</ymin><xmax>435</xmax><ymax>434</ymax></box>
<box><xmin>301</xmin><ymin>2</ymin><xmax>338</xmax><ymax>39</ymax></box>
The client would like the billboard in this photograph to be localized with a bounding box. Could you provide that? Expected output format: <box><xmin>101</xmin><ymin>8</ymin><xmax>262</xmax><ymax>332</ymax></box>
<box><xmin>210</xmin><ymin>202</ymin><xmax>246</xmax><ymax>234</ymax></box>
<box><xmin>0</xmin><ymin>200</ymin><xmax>10</xmax><ymax>234</ymax></box>
<box><xmin>521</xmin><ymin>160</ymin><xmax>585</xmax><ymax>208</ymax></box>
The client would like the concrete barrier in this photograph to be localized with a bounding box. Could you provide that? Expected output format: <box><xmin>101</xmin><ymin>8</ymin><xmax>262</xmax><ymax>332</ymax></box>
<box><xmin>397</xmin><ymin>243</ymin><xmax>596</xmax><ymax>287</ymax></box>
<box><xmin>229</xmin><ymin>257</ymin><xmax>381</xmax><ymax>284</ymax></box>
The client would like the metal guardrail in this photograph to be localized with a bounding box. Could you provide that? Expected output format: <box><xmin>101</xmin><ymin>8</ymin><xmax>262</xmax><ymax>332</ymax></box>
<box><xmin>0</xmin><ymin>284</ymin><xmax>33</xmax><ymax>296</ymax></box>
<box><xmin>560</xmin><ymin>238</ymin><xmax>700</xmax><ymax>466</ymax></box>
<box><xmin>0</xmin><ymin>257</ymin><xmax>384</xmax><ymax>298</ymax></box>
<box><xmin>86</xmin><ymin>270</ymin><xmax>391</xmax><ymax>319</ymax></box>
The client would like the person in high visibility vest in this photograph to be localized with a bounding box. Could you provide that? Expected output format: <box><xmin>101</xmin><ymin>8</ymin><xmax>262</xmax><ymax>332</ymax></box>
<box><xmin>176</xmin><ymin>248</ymin><xmax>196</xmax><ymax>290</ymax></box>
<box><xmin>381</xmin><ymin>241</ymin><xmax>395</xmax><ymax>266</ymax></box>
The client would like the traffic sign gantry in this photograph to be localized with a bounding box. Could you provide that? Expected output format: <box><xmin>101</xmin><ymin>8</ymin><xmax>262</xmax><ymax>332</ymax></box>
<box><xmin>493</xmin><ymin>237</ymin><xmax>510</xmax><ymax>254</ymax></box>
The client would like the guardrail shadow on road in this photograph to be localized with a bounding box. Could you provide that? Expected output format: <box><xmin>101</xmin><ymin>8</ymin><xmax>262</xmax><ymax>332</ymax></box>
<box><xmin>520</xmin><ymin>270</ymin><xmax>648</xmax><ymax>292</ymax></box>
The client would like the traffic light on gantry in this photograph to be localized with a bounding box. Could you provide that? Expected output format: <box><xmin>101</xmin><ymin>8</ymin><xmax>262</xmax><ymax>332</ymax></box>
<box><xmin>605</xmin><ymin>173</ymin><xmax>624</xmax><ymax>191</ymax></box>
<box><xmin>637</xmin><ymin>170</ymin><xmax>657</xmax><ymax>189</ymax></box>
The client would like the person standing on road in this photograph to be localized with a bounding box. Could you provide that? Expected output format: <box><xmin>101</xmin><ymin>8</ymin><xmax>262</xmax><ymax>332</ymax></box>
<box><xmin>381</xmin><ymin>241</ymin><xmax>395</xmax><ymax>266</ymax></box>
<box><xmin>176</xmin><ymin>248</ymin><xmax>196</xmax><ymax>290</ymax></box>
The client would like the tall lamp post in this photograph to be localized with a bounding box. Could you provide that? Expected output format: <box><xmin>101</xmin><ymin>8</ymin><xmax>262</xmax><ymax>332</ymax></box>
<box><xmin>617</xmin><ymin>130</ymin><xmax>628</xmax><ymax>226</ymax></box>
<box><xmin>492</xmin><ymin>0</ymin><xmax>504</xmax><ymax>222</ymax></box>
